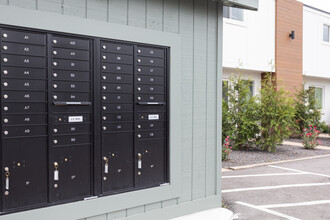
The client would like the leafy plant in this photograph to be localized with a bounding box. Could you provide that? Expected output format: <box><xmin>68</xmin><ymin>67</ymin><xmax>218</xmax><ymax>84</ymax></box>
<box><xmin>257</xmin><ymin>73</ymin><xmax>295</xmax><ymax>152</ymax></box>
<box><xmin>222</xmin><ymin>136</ymin><xmax>232</xmax><ymax>161</ymax></box>
<box><xmin>319</xmin><ymin>121</ymin><xmax>330</xmax><ymax>134</ymax></box>
<box><xmin>302</xmin><ymin>125</ymin><xmax>321</xmax><ymax>149</ymax></box>
<box><xmin>223</xmin><ymin>74</ymin><xmax>260</xmax><ymax>150</ymax></box>
<box><xmin>294</xmin><ymin>86</ymin><xmax>322</xmax><ymax>134</ymax></box>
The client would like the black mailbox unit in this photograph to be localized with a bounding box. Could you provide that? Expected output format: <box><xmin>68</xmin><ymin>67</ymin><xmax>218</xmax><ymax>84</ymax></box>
<box><xmin>0</xmin><ymin>25</ymin><xmax>169</xmax><ymax>214</ymax></box>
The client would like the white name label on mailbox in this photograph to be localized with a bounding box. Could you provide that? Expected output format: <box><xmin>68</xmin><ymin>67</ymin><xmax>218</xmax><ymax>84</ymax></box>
<box><xmin>68</xmin><ymin>116</ymin><xmax>83</xmax><ymax>123</ymax></box>
<box><xmin>148</xmin><ymin>114</ymin><xmax>159</xmax><ymax>120</ymax></box>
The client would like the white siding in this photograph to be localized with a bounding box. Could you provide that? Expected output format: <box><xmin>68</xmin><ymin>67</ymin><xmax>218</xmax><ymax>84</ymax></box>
<box><xmin>223</xmin><ymin>0</ymin><xmax>275</xmax><ymax>72</ymax></box>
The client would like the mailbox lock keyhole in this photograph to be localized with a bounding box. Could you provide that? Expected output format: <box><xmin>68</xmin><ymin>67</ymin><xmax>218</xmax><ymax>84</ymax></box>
<box><xmin>103</xmin><ymin>157</ymin><xmax>109</xmax><ymax>174</ymax></box>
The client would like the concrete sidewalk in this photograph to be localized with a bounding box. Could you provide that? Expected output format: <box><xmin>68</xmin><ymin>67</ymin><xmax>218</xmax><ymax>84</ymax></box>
<box><xmin>171</xmin><ymin>208</ymin><xmax>233</xmax><ymax>220</ymax></box>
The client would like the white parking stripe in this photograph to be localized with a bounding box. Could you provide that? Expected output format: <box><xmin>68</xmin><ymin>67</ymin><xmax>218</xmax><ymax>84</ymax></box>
<box><xmin>269</xmin><ymin>165</ymin><xmax>330</xmax><ymax>178</ymax></box>
<box><xmin>222</xmin><ymin>182</ymin><xmax>330</xmax><ymax>193</ymax></box>
<box><xmin>222</xmin><ymin>172</ymin><xmax>307</xmax><ymax>179</ymax></box>
<box><xmin>260</xmin><ymin>200</ymin><xmax>330</xmax><ymax>209</ymax></box>
<box><xmin>236</xmin><ymin>201</ymin><xmax>301</xmax><ymax>220</ymax></box>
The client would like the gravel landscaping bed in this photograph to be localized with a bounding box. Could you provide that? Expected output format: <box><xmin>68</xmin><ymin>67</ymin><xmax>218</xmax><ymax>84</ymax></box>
<box><xmin>288</xmin><ymin>137</ymin><xmax>330</xmax><ymax>147</ymax></box>
<box><xmin>222</xmin><ymin>144</ymin><xmax>330</xmax><ymax>168</ymax></box>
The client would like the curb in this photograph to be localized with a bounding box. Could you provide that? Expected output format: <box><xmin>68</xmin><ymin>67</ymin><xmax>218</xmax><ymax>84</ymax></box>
<box><xmin>170</xmin><ymin>208</ymin><xmax>234</xmax><ymax>220</ymax></box>
<box><xmin>225</xmin><ymin>154</ymin><xmax>330</xmax><ymax>170</ymax></box>
<box><xmin>283</xmin><ymin>141</ymin><xmax>330</xmax><ymax>151</ymax></box>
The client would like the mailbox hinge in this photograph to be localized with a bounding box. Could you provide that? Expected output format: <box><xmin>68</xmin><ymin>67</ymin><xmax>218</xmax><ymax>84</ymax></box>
<box><xmin>84</xmin><ymin>196</ymin><xmax>98</xmax><ymax>201</ymax></box>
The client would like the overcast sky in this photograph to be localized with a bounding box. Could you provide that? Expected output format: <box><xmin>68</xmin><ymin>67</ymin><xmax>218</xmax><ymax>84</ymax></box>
<box><xmin>297</xmin><ymin>0</ymin><xmax>330</xmax><ymax>13</ymax></box>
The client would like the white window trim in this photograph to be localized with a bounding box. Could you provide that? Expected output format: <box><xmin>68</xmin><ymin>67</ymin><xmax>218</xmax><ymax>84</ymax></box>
<box><xmin>307</xmin><ymin>84</ymin><xmax>325</xmax><ymax>110</ymax></box>
<box><xmin>223</xmin><ymin>7</ymin><xmax>247</xmax><ymax>27</ymax></box>
<box><xmin>322</xmin><ymin>23</ymin><xmax>330</xmax><ymax>45</ymax></box>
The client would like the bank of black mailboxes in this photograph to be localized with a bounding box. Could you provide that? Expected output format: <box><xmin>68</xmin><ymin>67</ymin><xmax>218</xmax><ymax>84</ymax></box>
<box><xmin>0</xmin><ymin>26</ymin><xmax>168</xmax><ymax>213</ymax></box>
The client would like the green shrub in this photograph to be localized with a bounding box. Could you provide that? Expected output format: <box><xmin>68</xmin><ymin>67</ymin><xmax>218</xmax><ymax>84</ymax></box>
<box><xmin>223</xmin><ymin>74</ymin><xmax>260</xmax><ymax>150</ymax></box>
<box><xmin>257</xmin><ymin>73</ymin><xmax>295</xmax><ymax>152</ymax></box>
<box><xmin>294</xmin><ymin>86</ymin><xmax>322</xmax><ymax>134</ymax></box>
<box><xmin>319</xmin><ymin>121</ymin><xmax>330</xmax><ymax>134</ymax></box>
<box><xmin>302</xmin><ymin>125</ymin><xmax>321</xmax><ymax>149</ymax></box>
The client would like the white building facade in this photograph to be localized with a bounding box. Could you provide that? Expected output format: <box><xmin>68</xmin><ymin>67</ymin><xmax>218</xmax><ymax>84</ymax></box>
<box><xmin>303</xmin><ymin>5</ymin><xmax>330</xmax><ymax>124</ymax></box>
<box><xmin>222</xmin><ymin>0</ymin><xmax>275</xmax><ymax>96</ymax></box>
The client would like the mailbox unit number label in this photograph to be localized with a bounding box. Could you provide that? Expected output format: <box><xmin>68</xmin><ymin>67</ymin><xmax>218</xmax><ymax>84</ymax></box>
<box><xmin>68</xmin><ymin>116</ymin><xmax>83</xmax><ymax>123</ymax></box>
<box><xmin>148</xmin><ymin>114</ymin><xmax>159</xmax><ymax>120</ymax></box>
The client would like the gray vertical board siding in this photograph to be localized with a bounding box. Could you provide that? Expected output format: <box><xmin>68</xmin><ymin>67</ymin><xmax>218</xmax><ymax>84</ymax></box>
<box><xmin>0</xmin><ymin>0</ymin><xmax>8</xmax><ymax>5</ymax></box>
<box><xmin>63</xmin><ymin>0</ymin><xmax>86</xmax><ymax>18</ymax></box>
<box><xmin>126</xmin><ymin>206</ymin><xmax>145</xmax><ymax>217</ymax></box>
<box><xmin>38</xmin><ymin>0</ymin><xmax>62</xmax><ymax>14</ymax></box>
<box><xmin>164</xmin><ymin>0</ymin><xmax>179</xmax><ymax>33</ymax></box>
<box><xmin>192</xmin><ymin>0</ymin><xmax>208</xmax><ymax>200</ymax></box>
<box><xmin>161</xmin><ymin>198</ymin><xmax>178</xmax><ymax>208</ymax></box>
<box><xmin>206</xmin><ymin>0</ymin><xmax>217</xmax><ymax>197</ymax></box>
<box><xmin>177</xmin><ymin>0</ymin><xmax>194</xmax><ymax>203</ymax></box>
<box><xmin>87</xmin><ymin>0</ymin><xmax>107</xmax><ymax>21</ymax></box>
<box><xmin>108</xmin><ymin>0</ymin><xmax>128</xmax><ymax>25</ymax></box>
<box><xmin>107</xmin><ymin>210</ymin><xmax>127</xmax><ymax>220</ymax></box>
<box><xmin>146</xmin><ymin>0</ymin><xmax>163</xmax><ymax>31</ymax></box>
<box><xmin>86</xmin><ymin>214</ymin><xmax>107</xmax><ymax>220</ymax></box>
<box><xmin>144</xmin><ymin>202</ymin><xmax>161</xmax><ymax>212</ymax></box>
<box><xmin>128</xmin><ymin>0</ymin><xmax>146</xmax><ymax>28</ymax></box>
<box><xmin>9</xmin><ymin>0</ymin><xmax>36</xmax><ymax>9</ymax></box>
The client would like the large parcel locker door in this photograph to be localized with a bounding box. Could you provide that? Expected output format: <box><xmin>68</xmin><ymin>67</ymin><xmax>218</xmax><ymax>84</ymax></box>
<box><xmin>134</xmin><ymin>46</ymin><xmax>168</xmax><ymax>188</ymax></box>
<box><xmin>49</xmin><ymin>35</ymin><xmax>93</xmax><ymax>203</ymax></box>
<box><xmin>100</xmin><ymin>41</ymin><xmax>134</xmax><ymax>194</ymax></box>
<box><xmin>0</xmin><ymin>29</ymin><xmax>48</xmax><ymax>212</ymax></box>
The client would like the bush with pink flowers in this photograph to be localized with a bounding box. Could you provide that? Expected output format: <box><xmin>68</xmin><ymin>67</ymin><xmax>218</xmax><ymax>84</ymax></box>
<box><xmin>222</xmin><ymin>136</ymin><xmax>232</xmax><ymax>161</ymax></box>
<box><xmin>301</xmin><ymin>125</ymin><xmax>321</xmax><ymax>149</ymax></box>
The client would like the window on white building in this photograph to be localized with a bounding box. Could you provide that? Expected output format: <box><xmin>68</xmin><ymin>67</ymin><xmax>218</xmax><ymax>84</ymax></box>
<box><xmin>323</xmin><ymin>24</ymin><xmax>329</xmax><ymax>42</ymax></box>
<box><xmin>309</xmin><ymin>86</ymin><xmax>323</xmax><ymax>109</ymax></box>
<box><xmin>223</xmin><ymin>6</ymin><xmax>244</xmax><ymax>22</ymax></box>
<box><xmin>243</xmin><ymin>80</ymin><xmax>254</xmax><ymax>98</ymax></box>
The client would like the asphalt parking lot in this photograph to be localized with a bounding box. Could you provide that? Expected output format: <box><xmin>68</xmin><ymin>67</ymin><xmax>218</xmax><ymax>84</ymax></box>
<box><xmin>222</xmin><ymin>156</ymin><xmax>330</xmax><ymax>220</ymax></box>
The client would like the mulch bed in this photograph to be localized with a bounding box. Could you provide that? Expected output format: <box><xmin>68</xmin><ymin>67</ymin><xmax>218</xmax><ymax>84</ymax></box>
<box><xmin>222</xmin><ymin>143</ymin><xmax>330</xmax><ymax>168</ymax></box>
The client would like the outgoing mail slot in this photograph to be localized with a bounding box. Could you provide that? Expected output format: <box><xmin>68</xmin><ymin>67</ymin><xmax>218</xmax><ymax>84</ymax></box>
<box><xmin>102</xmin><ymin>132</ymin><xmax>134</xmax><ymax>193</ymax></box>
<box><xmin>52</xmin><ymin>124</ymin><xmax>91</xmax><ymax>135</ymax></box>
<box><xmin>1</xmin><ymin>42</ymin><xmax>46</xmax><ymax>57</ymax></box>
<box><xmin>102</xmin><ymin>103</ymin><xmax>133</xmax><ymax>113</ymax></box>
<box><xmin>52</xmin><ymin>134</ymin><xmax>91</xmax><ymax>146</ymax></box>
<box><xmin>136</xmin><ymin>47</ymin><xmax>165</xmax><ymax>58</ymax></box>
<box><xmin>102</xmin><ymin>122</ymin><xmax>133</xmax><ymax>132</ymax></box>
<box><xmin>137</xmin><ymin>112</ymin><xmax>165</xmax><ymax>121</ymax></box>
<box><xmin>101</xmin><ymin>42</ymin><xmax>133</xmax><ymax>55</ymax></box>
<box><xmin>102</xmin><ymin>83</ymin><xmax>133</xmax><ymax>94</ymax></box>
<box><xmin>102</xmin><ymin>73</ymin><xmax>133</xmax><ymax>84</ymax></box>
<box><xmin>135</xmin><ymin>139</ymin><xmax>165</xmax><ymax>188</ymax></box>
<box><xmin>136</xmin><ymin>121</ymin><xmax>165</xmax><ymax>130</ymax></box>
<box><xmin>101</xmin><ymin>53</ymin><xmax>133</xmax><ymax>65</ymax></box>
<box><xmin>52</xmin><ymin>81</ymin><xmax>90</xmax><ymax>92</ymax></box>
<box><xmin>2</xmin><ymin>55</ymin><xmax>46</xmax><ymax>68</ymax></box>
<box><xmin>1</xmin><ymin>67</ymin><xmax>47</xmax><ymax>80</ymax></box>
<box><xmin>2</xmin><ymin>125</ymin><xmax>47</xmax><ymax>138</ymax></box>
<box><xmin>52</xmin><ymin>145</ymin><xmax>91</xmax><ymax>202</ymax></box>
<box><xmin>53</xmin><ymin>114</ymin><xmax>90</xmax><ymax>124</ymax></box>
<box><xmin>102</xmin><ymin>94</ymin><xmax>133</xmax><ymax>103</ymax></box>
<box><xmin>1</xmin><ymin>29</ymin><xmax>46</xmax><ymax>45</ymax></box>
<box><xmin>52</xmin><ymin>36</ymin><xmax>90</xmax><ymax>50</ymax></box>
<box><xmin>52</xmin><ymin>59</ymin><xmax>90</xmax><ymax>71</ymax></box>
<box><xmin>2</xmin><ymin>138</ymin><xmax>47</xmax><ymax>211</ymax></box>
<box><xmin>136</xmin><ymin>85</ymin><xmax>164</xmax><ymax>94</ymax></box>
<box><xmin>136</xmin><ymin>57</ymin><xmax>164</xmax><ymax>67</ymax></box>
<box><xmin>52</xmin><ymin>92</ymin><xmax>90</xmax><ymax>102</ymax></box>
<box><xmin>136</xmin><ymin>94</ymin><xmax>165</xmax><ymax>102</ymax></box>
<box><xmin>2</xmin><ymin>103</ymin><xmax>47</xmax><ymax>114</ymax></box>
<box><xmin>136</xmin><ymin>66</ymin><xmax>165</xmax><ymax>76</ymax></box>
<box><xmin>2</xmin><ymin>79</ymin><xmax>46</xmax><ymax>91</ymax></box>
<box><xmin>136</xmin><ymin>130</ymin><xmax>165</xmax><ymax>139</ymax></box>
<box><xmin>2</xmin><ymin>91</ymin><xmax>46</xmax><ymax>102</ymax></box>
<box><xmin>52</xmin><ymin>70</ymin><xmax>90</xmax><ymax>82</ymax></box>
<box><xmin>52</xmin><ymin>48</ymin><xmax>90</xmax><ymax>61</ymax></box>
<box><xmin>101</xmin><ymin>63</ymin><xmax>133</xmax><ymax>74</ymax></box>
<box><xmin>103</xmin><ymin>113</ymin><xmax>134</xmax><ymax>122</ymax></box>
<box><xmin>2</xmin><ymin>114</ymin><xmax>47</xmax><ymax>126</ymax></box>
<box><xmin>136</xmin><ymin>75</ymin><xmax>164</xmax><ymax>85</ymax></box>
